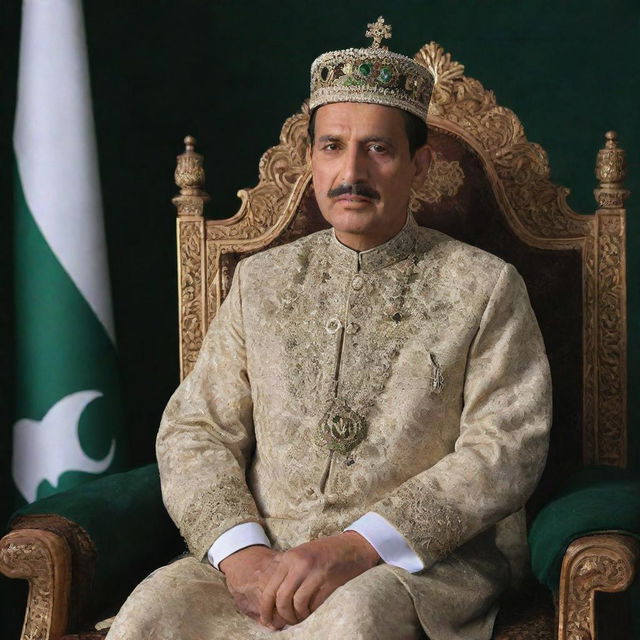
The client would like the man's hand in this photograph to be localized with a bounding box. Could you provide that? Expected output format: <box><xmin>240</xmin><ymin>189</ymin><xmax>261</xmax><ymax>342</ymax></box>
<box><xmin>259</xmin><ymin>531</ymin><xmax>380</xmax><ymax>629</ymax></box>
<box><xmin>219</xmin><ymin>545</ymin><xmax>288</xmax><ymax>629</ymax></box>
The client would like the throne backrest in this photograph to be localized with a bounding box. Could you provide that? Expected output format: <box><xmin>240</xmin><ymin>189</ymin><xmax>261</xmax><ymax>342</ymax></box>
<box><xmin>172</xmin><ymin>43</ymin><xmax>629</xmax><ymax>512</ymax></box>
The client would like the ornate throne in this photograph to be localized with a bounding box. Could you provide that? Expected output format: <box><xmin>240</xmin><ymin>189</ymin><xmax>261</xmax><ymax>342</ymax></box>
<box><xmin>1</xmin><ymin>43</ymin><xmax>638</xmax><ymax>640</ymax></box>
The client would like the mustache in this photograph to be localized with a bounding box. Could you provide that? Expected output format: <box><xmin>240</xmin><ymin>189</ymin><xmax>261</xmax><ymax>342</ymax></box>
<box><xmin>327</xmin><ymin>183</ymin><xmax>380</xmax><ymax>201</ymax></box>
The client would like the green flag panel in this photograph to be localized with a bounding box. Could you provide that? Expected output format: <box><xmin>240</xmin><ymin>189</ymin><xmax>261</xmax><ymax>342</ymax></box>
<box><xmin>13</xmin><ymin>169</ymin><xmax>125</xmax><ymax>503</ymax></box>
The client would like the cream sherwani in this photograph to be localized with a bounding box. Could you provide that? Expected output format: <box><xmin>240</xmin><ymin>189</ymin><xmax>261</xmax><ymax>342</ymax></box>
<box><xmin>108</xmin><ymin>215</ymin><xmax>551</xmax><ymax>640</ymax></box>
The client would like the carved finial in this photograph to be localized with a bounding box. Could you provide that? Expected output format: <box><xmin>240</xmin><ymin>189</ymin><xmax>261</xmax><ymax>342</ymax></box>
<box><xmin>366</xmin><ymin>16</ymin><xmax>392</xmax><ymax>50</ymax></box>
<box><xmin>594</xmin><ymin>130</ymin><xmax>629</xmax><ymax>210</ymax></box>
<box><xmin>173</xmin><ymin>135</ymin><xmax>210</xmax><ymax>217</ymax></box>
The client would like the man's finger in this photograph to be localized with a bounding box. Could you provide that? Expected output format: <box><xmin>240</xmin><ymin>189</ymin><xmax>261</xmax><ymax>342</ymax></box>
<box><xmin>272</xmin><ymin>612</ymin><xmax>289</xmax><ymax>630</ymax></box>
<box><xmin>292</xmin><ymin>573</ymin><xmax>324</xmax><ymax>621</ymax></box>
<box><xmin>259</xmin><ymin>565</ymin><xmax>289</xmax><ymax>628</ymax></box>
<box><xmin>275</xmin><ymin>570</ymin><xmax>307</xmax><ymax>626</ymax></box>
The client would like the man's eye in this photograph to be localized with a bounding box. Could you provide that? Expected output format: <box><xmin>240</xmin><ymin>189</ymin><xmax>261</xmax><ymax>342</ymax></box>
<box><xmin>369</xmin><ymin>144</ymin><xmax>387</xmax><ymax>153</ymax></box>
<box><xmin>322</xmin><ymin>143</ymin><xmax>339</xmax><ymax>151</ymax></box>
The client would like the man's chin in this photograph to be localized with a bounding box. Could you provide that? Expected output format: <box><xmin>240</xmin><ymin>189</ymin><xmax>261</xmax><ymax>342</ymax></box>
<box><xmin>329</xmin><ymin>215</ymin><xmax>376</xmax><ymax>237</ymax></box>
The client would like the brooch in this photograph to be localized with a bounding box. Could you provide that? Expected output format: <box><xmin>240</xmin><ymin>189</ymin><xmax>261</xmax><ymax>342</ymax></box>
<box><xmin>316</xmin><ymin>400</ymin><xmax>368</xmax><ymax>454</ymax></box>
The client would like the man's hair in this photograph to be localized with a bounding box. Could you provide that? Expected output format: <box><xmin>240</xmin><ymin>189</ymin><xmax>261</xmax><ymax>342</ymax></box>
<box><xmin>307</xmin><ymin>107</ymin><xmax>428</xmax><ymax>157</ymax></box>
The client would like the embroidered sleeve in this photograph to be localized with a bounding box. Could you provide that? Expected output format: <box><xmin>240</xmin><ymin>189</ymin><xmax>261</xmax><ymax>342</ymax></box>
<box><xmin>156</xmin><ymin>260</ymin><xmax>264</xmax><ymax>560</ymax></box>
<box><xmin>371</xmin><ymin>263</ymin><xmax>552</xmax><ymax>570</ymax></box>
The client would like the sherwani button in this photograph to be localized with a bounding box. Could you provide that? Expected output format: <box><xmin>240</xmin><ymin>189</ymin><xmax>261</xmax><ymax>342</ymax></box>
<box><xmin>345</xmin><ymin>322</ymin><xmax>360</xmax><ymax>335</ymax></box>
<box><xmin>325</xmin><ymin>318</ymin><xmax>342</xmax><ymax>334</ymax></box>
<box><xmin>352</xmin><ymin>275</ymin><xmax>364</xmax><ymax>290</ymax></box>
<box><xmin>325</xmin><ymin>493</ymin><xmax>338</xmax><ymax>505</ymax></box>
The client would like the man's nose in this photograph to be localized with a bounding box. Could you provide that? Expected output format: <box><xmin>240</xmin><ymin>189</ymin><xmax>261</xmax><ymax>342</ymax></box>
<box><xmin>340</xmin><ymin>144</ymin><xmax>368</xmax><ymax>185</ymax></box>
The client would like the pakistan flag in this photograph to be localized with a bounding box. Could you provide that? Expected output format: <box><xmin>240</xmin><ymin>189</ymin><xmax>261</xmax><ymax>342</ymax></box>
<box><xmin>12</xmin><ymin>0</ymin><xmax>125</xmax><ymax>504</ymax></box>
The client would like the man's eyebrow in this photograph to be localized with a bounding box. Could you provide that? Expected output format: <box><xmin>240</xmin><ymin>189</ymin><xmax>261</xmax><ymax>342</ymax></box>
<box><xmin>316</xmin><ymin>134</ymin><xmax>396</xmax><ymax>146</ymax></box>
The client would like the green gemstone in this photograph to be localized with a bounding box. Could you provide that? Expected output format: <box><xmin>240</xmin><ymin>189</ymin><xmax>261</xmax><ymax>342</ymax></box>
<box><xmin>359</xmin><ymin>62</ymin><xmax>372</xmax><ymax>77</ymax></box>
<box><xmin>379</xmin><ymin>67</ymin><xmax>393</xmax><ymax>84</ymax></box>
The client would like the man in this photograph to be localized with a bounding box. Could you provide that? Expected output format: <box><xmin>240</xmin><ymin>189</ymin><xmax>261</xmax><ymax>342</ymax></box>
<box><xmin>107</xmin><ymin>17</ymin><xmax>551</xmax><ymax>640</ymax></box>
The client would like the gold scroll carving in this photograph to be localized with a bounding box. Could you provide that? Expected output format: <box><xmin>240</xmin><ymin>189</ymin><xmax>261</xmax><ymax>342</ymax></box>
<box><xmin>203</xmin><ymin>107</ymin><xmax>312</xmax><ymax>331</ymax></box>
<box><xmin>594</xmin><ymin>131</ymin><xmax>630</xmax><ymax>210</ymax></box>
<box><xmin>596</xmin><ymin>214</ymin><xmax>627</xmax><ymax>465</ymax></box>
<box><xmin>410</xmin><ymin>150</ymin><xmax>465</xmax><ymax>213</ymax></box>
<box><xmin>0</xmin><ymin>529</ymin><xmax>72</xmax><ymax>640</ymax></box>
<box><xmin>416</xmin><ymin>42</ymin><xmax>588</xmax><ymax>241</ymax></box>
<box><xmin>591</xmin><ymin>133</ymin><xmax>628</xmax><ymax>464</ymax></box>
<box><xmin>558</xmin><ymin>534</ymin><xmax>639</xmax><ymax>640</ymax></box>
<box><xmin>173</xmin><ymin>137</ymin><xmax>209</xmax><ymax>379</ymax></box>
<box><xmin>173</xmin><ymin>135</ymin><xmax>210</xmax><ymax>217</ymax></box>
<box><xmin>177</xmin><ymin>219</ymin><xmax>206</xmax><ymax>379</ymax></box>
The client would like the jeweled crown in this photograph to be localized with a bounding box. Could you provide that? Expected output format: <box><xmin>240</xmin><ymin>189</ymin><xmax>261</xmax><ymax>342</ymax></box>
<box><xmin>309</xmin><ymin>17</ymin><xmax>433</xmax><ymax>121</ymax></box>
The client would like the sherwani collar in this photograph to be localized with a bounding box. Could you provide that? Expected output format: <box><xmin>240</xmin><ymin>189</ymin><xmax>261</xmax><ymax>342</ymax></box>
<box><xmin>329</xmin><ymin>213</ymin><xmax>418</xmax><ymax>274</ymax></box>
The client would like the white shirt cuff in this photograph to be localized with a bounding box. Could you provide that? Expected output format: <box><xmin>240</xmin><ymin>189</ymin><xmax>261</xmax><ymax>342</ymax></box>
<box><xmin>345</xmin><ymin>511</ymin><xmax>424</xmax><ymax>573</ymax></box>
<box><xmin>207</xmin><ymin>522</ymin><xmax>271</xmax><ymax>570</ymax></box>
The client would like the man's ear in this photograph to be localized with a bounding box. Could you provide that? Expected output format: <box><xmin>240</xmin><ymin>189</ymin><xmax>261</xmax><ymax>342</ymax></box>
<box><xmin>413</xmin><ymin>143</ymin><xmax>432</xmax><ymax>182</ymax></box>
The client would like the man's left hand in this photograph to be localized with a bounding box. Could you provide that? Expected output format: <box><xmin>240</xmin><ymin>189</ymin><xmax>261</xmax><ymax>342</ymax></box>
<box><xmin>259</xmin><ymin>531</ymin><xmax>380</xmax><ymax>629</ymax></box>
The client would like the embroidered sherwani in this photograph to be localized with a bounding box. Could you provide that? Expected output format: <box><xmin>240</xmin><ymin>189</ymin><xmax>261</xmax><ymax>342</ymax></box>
<box><xmin>108</xmin><ymin>216</ymin><xmax>551</xmax><ymax>640</ymax></box>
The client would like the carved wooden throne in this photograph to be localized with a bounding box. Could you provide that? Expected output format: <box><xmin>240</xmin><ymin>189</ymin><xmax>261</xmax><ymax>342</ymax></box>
<box><xmin>1</xmin><ymin>43</ymin><xmax>637</xmax><ymax>640</ymax></box>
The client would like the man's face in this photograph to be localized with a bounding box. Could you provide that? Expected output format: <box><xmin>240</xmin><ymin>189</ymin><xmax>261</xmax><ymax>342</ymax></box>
<box><xmin>309</xmin><ymin>102</ymin><xmax>430</xmax><ymax>251</ymax></box>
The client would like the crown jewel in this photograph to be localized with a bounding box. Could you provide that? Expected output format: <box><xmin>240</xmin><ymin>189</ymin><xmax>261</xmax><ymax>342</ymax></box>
<box><xmin>309</xmin><ymin>17</ymin><xmax>433</xmax><ymax>121</ymax></box>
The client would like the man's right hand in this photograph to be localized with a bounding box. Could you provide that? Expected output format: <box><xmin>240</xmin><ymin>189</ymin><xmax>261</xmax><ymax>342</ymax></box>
<box><xmin>219</xmin><ymin>545</ymin><xmax>288</xmax><ymax>629</ymax></box>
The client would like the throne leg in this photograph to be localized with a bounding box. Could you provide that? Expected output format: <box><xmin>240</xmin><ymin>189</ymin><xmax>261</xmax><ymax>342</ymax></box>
<box><xmin>557</xmin><ymin>533</ymin><xmax>639</xmax><ymax>640</ymax></box>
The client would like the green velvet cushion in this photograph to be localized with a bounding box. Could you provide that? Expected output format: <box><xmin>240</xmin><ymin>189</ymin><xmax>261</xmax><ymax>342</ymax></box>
<box><xmin>9</xmin><ymin>464</ymin><xmax>184</xmax><ymax>613</ymax></box>
<box><xmin>529</xmin><ymin>465</ymin><xmax>640</xmax><ymax>591</ymax></box>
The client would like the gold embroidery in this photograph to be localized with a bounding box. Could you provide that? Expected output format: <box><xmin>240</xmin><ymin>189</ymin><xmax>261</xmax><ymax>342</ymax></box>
<box><xmin>179</xmin><ymin>476</ymin><xmax>262</xmax><ymax>551</ymax></box>
<box><xmin>377</xmin><ymin>486</ymin><xmax>465</xmax><ymax>562</ymax></box>
<box><xmin>268</xmin><ymin>218</ymin><xmax>458</xmax><ymax>462</ymax></box>
<box><xmin>429</xmin><ymin>352</ymin><xmax>445</xmax><ymax>393</ymax></box>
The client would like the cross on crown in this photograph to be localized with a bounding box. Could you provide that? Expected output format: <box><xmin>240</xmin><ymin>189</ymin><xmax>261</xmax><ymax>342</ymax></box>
<box><xmin>366</xmin><ymin>16</ymin><xmax>392</xmax><ymax>49</ymax></box>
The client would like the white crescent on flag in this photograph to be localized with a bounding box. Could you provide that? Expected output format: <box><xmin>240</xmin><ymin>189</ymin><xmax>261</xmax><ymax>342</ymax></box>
<box><xmin>12</xmin><ymin>390</ymin><xmax>116</xmax><ymax>503</ymax></box>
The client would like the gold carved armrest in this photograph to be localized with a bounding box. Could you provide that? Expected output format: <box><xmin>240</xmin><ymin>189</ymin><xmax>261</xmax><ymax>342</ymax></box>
<box><xmin>0</xmin><ymin>514</ymin><xmax>97</xmax><ymax>640</ymax></box>
<box><xmin>558</xmin><ymin>533</ymin><xmax>639</xmax><ymax>640</ymax></box>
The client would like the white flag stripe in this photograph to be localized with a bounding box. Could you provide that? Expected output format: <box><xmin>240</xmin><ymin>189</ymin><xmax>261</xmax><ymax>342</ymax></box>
<box><xmin>14</xmin><ymin>0</ymin><xmax>115</xmax><ymax>344</ymax></box>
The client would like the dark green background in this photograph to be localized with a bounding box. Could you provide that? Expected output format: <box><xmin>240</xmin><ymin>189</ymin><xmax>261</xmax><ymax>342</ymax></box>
<box><xmin>1</xmin><ymin>0</ymin><xmax>638</xmax><ymax>636</ymax></box>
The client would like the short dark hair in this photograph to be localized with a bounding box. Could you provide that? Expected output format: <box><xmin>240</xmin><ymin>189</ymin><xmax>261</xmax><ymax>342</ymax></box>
<box><xmin>307</xmin><ymin>106</ymin><xmax>428</xmax><ymax>157</ymax></box>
